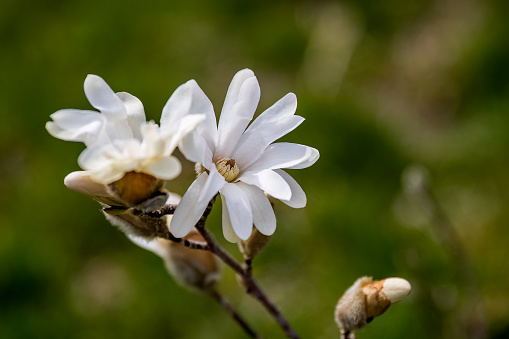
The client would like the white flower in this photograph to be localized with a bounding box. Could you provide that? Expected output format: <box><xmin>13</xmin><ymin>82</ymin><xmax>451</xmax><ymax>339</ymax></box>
<box><xmin>169</xmin><ymin>69</ymin><xmax>319</xmax><ymax>242</ymax></box>
<box><xmin>46</xmin><ymin>75</ymin><xmax>205</xmax><ymax>184</ymax></box>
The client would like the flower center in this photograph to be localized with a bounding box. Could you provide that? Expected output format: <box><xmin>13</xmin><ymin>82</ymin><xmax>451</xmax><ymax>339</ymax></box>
<box><xmin>215</xmin><ymin>157</ymin><xmax>240</xmax><ymax>182</ymax></box>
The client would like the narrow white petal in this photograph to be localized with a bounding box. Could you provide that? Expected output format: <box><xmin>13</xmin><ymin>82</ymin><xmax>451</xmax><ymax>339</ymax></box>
<box><xmin>221</xmin><ymin>194</ymin><xmax>241</xmax><ymax>243</ymax></box>
<box><xmin>64</xmin><ymin>171</ymin><xmax>109</xmax><ymax>197</ymax></box>
<box><xmin>90</xmin><ymin>165</ymin><xmax>128</xmax><ymax>184</ymax></box>
<box><xmin>104</xmin><ymin>117</ymin><xmax>135</xmax><ymax>141</ymax></box>
<box><xmin>274</xmin><ymin>169</ymin><xmax>307</xmax><ymax>208</ymax></box>
<box><xmin>220</xmin><ymin>183</ymin><xmax>253</xmax><ymax>240</ymax></box>
<box><xmin>178</xmin><ymin>132</ymin><xmax>213</xmax><ymax>168</ymax></box>
<box><xmin>116</xmin><ymin>92</ymin><xmax>146</xmax><ymax>140</ymax></box>
<box><xmin>287</xmin><ymin>147</ymin><xmax>320</xmax><ymax>169</ymax></box>
<box><xmin>243</xmin><ymin>143</ymin><xmax>317</xmax><ymax>174</ymax></box>
<box><xmin>144</xmin><ymin>156</ymin><xmax>182</xmax><ymax>180</ymax></box>
<box><xmin>220</xmin><ymin>69</ymin><xmax>255</xmax><ymax>118</ymax></box>
<box><xmin>84</xmin><ymin>75</ymin><xmax>126</xmax><ymax>117</ymax></box>
<box><xmin>216</xmin><ymin>72</ymin><xmax>260</xmax><ymax>157</ymax></box>
<box><xmin>78</xmin><ymin>140</ymin><xmax>137</xmax><ymax>171</ymax></box>
<box><xmin>234</xmin><ymin>115</ymin><xmax>304</xmax><ymax>169</ymax></box>
<box><xmin>161</xmin><ymin>80</ymin><xmax>217</xmax><ymax>150</ymax></box>
<box><xmin>240</xmin><ymin>169</ymin><xmax>292</xmax><ymax>202</ymax></box>
<box><xmin>240</xmin><ymin>92</ymin><xmax>297</xmax><ymax>144</ymax></box>
<box><xmin>170</xmin><ymin>173</ymin><xmax>209</xmax><ymax>238</ymax></box>
<box><xmin>237</xmin><ymin>182</ymin><xmax>276</xmax><ymax>236</ymax></box>
<box><xmin>46</xmin><ymin>109</ymin><xmax>105</xmax><ymax>145</ymax></box>
<box><xmin>197</xmin><ymin>165</ymin><xmax>225</xmax><ymax>206</ymax></box>
<box><xmin>163</xmin><ymin>114</ymin><xmax>207</xmax><ymax>156</ymax></box>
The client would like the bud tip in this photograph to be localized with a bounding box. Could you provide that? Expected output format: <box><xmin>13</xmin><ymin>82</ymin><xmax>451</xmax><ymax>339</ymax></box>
<box><xmin>381</xmin><ymin>278</ymin><xmax>411</xmax><ymax>303</ymax></box>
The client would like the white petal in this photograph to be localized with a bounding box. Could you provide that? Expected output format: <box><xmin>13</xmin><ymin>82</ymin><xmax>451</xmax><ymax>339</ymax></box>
<box><xmin>161</xmin><ymin>80</ymin><xmax>217</xmax><ymax>150</ymax></box>
<box><xmin>144</xmin><ymin>156</ymin><xmax>182</xmax><ymax>180</ymax></box>
<box><xmin>220</xmin><ymin>183</ymin><xmax>253</xmax><ymax>240</ymax></box>
<box><xmin>240</xmin><ymin>169</ymin><xmax>291</xmax><ymax>202</ymax></box>
<box><xmin>46</xmin><ymin>109</ymin><xmax>105</xmax><ymax>145</ymax></box>
<box><xmin>116</xmin><ymin>92</ymin><xmax>146</xmax><ymax>140</ymax></box>
<box><xmin>170</xmin><ymin>173</ymin><xmax>210</xmax><ymax>238</ymax></box>
<box><xmin>64</xmin><ymin>171</ymin><xmax>125</xmax><ymax>206</ymax></box>
<box><xmin>197</xmin><ymin>165</ymin><xmax>225</xmax><ymax>206</ymax></box>
<box><xmin>163</xmin><ymin>114</ymin><xmax>207</xmax><ymax>156</ymax></box>
<box><xmin>237</xmin><ymin>182</ymin><xmax>276</xmax><ymax>236</ymax></box>
<box><xmin>238</xmin><ymin>92</ymin><xmax>297</xmax><ymax>147</ymax></box>
<box><xmin>243</xmin><ymin>143</ymin><xmax>318</xmax><ymax>174</ymax></box>
<box><xmin>234</xmin><ymin>115</ymin><xmax>304</xmax><ymax>169</ymax></box>
<box><xmin>90</xmin><ymin>165</ymin><xmax>129</xmax><ymax>184</ymax></box>
<box><xmin>287</xmin><ymin>147</ymin><xmax>320</xmax><ymax>169</ymax></box>
<box><xmin>178</xmin><ymin>132</ymin><xmax>213</xmax><ymax>168</ymax></box>
<box><xmin>274</xmin><ymin>169</ymin><xmax>307</xmax><ymax>208</ymax></box>
<box><xmin>216</xmin><ymin>71</ymin><xmax>260</xmax><ymax>157</ymax></box>
<box><xmin>104</xmin><ymin>117</ymin><xmax>135</xmax><ymax>142</ymax></box>
<box><xmin>78</xmin><ymin>142</ymin><xmax>123</xmax><ymax>170</ymax></box>
<box><xmin>221</xmin><ymin>194</ymin><xmax>241</xmax><ymax>243</ymax></box>
<box><xmin>139</xmin><ymin>122</ymin><xmax>165</xmax><ymax>157</ymax></box>
<box><xmin>220</xmin><ymin>69</ymin><xmax>255</xmax><ymax>118</ymax></box>
<box><xmin>84</xmin><ymin>75</ymin><xmax>126</xmax><ymax>117</ymax></box>
<box><xmin>64</xmin><ymin>171</ymin><xmax>108</xmax><ymax>197</ymax></box>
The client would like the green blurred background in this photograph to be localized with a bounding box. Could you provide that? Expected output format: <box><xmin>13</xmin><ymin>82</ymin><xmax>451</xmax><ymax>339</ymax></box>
<box><xmin>1</xmin><ymin>0</ymin><xmax>509</xmax><ymax>338</ymax></box>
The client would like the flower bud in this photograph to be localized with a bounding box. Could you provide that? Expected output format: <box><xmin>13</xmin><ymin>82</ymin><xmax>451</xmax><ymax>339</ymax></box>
<box><xmin>238</xmin><ymin>193</ymin><xmax>274</xmax><ymax>260</ymax></box>
<box><xmin>238</xmin><ymin>227</ymin><xmax>271</xmax><ymax>260</ymax></box>
<box><xmin>164</xmin><ymin>228</ymin><xmax>221</xmax><ymax>293</ymax></box>
<box><xmin>129</xmin><ymin>228</ymin><xmax>220</xmax><ymax>293</ymax></box>
<box><xmin>335</xmin><ymin>276</ymin><xmax>411</xmax><ymax>333</ymax></box>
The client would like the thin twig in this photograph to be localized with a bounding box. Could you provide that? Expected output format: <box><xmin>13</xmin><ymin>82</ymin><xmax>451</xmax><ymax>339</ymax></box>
<box><xmin>162</xmin><ymin>231</ymin><xmax>210</xmax><ymax>250</ymax></box>
<box><xmin>197</xmin><ymin>225</ymin><xmax>300</xmax><ymax>339</ymax></box>
<box><xmin>136</xmin><ymin>204</ymin><xmax>177</xmax><ymax>218</ymax></box>
<box><xmin>149</xmin><ymin>197</ymin><xmax>300</xmax><ymax>338</ymax></box>
<box><xmin>243</xmin><ymin>257</ymin><xmax>253</xmax><ymax>277</ymax></box>
<box><xmin>209</xmin><ymin>289</ymin><xmax>261</xmax><ymax>338</ymax></box>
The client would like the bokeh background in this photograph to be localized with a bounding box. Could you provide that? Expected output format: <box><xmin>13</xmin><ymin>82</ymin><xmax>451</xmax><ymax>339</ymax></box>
<box><xmin>1</xmin><ymin>0</ymin><xmax>508</xmax><ymax>338</ymax></box>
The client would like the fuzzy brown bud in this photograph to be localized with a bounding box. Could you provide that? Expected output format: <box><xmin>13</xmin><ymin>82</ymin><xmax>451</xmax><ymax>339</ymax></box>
<box><xmin>335</xmin><ymin>277</ymin><xmax>411</xmax><ymax>333</ymax></box>
<box><xmin>238</xmin><ymin>227</ymin><xmax>271</xmax><ymax>260</ymax></box>
<box><xmin>164</xmin><ymin>228</ymin><xmax>221</xmax><ymax>293</ymax></box>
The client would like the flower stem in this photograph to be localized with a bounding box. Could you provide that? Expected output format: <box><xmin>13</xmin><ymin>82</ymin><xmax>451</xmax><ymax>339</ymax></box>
<box><xmin>154</xmin><ymin>198</ymin><xmax>300</xmax><ymax>339</ymax></box>
<box><xmin>209</xmin><ymin>289</ymin><xmax>261</xmax><ymax>338</ymax></box>
<box><xmin>197</xmin><ymin>225</ymin><xmax>300</xmax><ymax>339</ymax></box>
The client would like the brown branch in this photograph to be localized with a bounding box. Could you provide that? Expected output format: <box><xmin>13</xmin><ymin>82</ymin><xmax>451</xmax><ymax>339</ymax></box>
<box><xmin>147</xmin><ymin>196</ymin><xmax>299</xmax><ymax>338</ymax></box>
<box><xmin>209</xmin><ymin>289</ymin><xmax>261</xmax><ymax>339</ymax></box>
<box><xmin>164</xmin><ymin>231</ymin><xmax>210</xmax><ymax>250</ymax></box>
<box><xmin>196</xmin><ymin>225</ymin><xmax>300</xmax><ymax>339</ymax></box>
<box><xmin>134</xmin><ymin>204</ymin><xmax>177</xmax><ymax>218</ymax></box>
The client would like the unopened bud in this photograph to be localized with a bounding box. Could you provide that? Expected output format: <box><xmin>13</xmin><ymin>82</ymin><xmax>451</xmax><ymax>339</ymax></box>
<box><xmin>165</xmin><ymin>228</ymin><xmax>221</xmax><ymax>292</ymax></box>
<box><xmin>238</xmin><ymin>194</ymin><xmax>274</xmax><ymax>260</ymax></box>
<box><xmin>335</xmin><ymin>276</ymin><xmax>411</xmax><ymax>333</ymax></box>
<box><xmin>129</xmin><ymin>228</ymin><xmax>220</xmax><ymax>293</ymax></box>
<box><xmin>238</xmin><ymin>227</ymin><xmax>271</xmax><ymax>260</ymax></box>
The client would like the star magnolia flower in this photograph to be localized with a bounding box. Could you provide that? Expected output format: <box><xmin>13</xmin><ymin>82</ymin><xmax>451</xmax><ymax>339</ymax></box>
<box><xmin>46</xmin><ymin>75</ymin><xmax>204</xmax><ymax>184</ymax></box>
<box><xmin>169</xmin><ymin>69</ymin><xmax>319</xmax><ymax>242</ymax></box>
